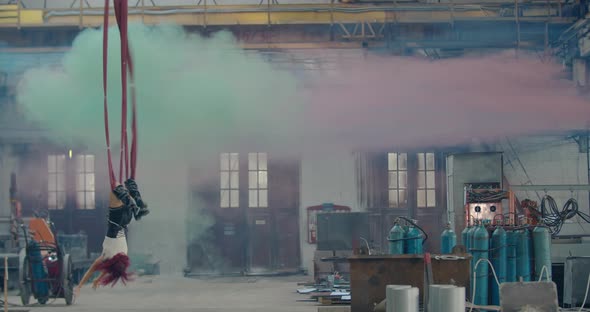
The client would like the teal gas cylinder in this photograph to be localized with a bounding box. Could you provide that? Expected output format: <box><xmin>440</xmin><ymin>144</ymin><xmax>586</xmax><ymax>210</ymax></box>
<box><xmin>532</xmin><ymin>226</ymin><xmax>552</xmax><ymax>281</ymax></box>
<box><xmin>506</xmin><ymin>230</ymin><xmax>517</xmax><ymax>282</ymax></box>
<box><xmin>472</xmin><ymin>224</ymin><xmax>489</xmax><ymax>306</ymax></box>
<box><xmin>388</xmin><ymin>223</ymin><xmax>405</xmax><ymax>255</ymax></box>
<box><xmin>490</xmin><ymin>226</ymin><xmax>507</xmax><ymax>305</ymax></box>
<box><xmin>404</xmin><ymin>221</ymin><xmax>423</xmax><ymax>254</ymax></box>
<box><xmin>441</xmin><ymin>223</ymin><xmax>457</xmax><ymax>254</ymax></box>
<box><xmin>516</xmin><ymin>229</ymin><xmax>531</xmax><ymax>282</ymax></box>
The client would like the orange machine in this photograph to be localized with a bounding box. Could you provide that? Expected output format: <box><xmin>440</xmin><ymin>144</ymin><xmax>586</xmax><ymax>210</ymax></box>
<box><xmin>28</xmin><ymin>218</ymin><xmax>56</xmax><ymax>247</ymax></box>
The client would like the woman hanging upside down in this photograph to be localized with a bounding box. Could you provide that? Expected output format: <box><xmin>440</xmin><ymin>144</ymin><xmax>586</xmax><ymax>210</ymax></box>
<box><xmin>74</xmin><ymin>179</ymin><xmax>149</xmax><ymax>297</ymax></box>
<box><xmin>74</xmin><ymin>0</ymin><xmax>149</xmax><ymax>298</ymax></box>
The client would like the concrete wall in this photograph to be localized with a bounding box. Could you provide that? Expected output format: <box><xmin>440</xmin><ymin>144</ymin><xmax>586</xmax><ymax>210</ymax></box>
<box><xmin>497</xmin><ymin>136</ymin><xmax>590</xmax><ymax>236</ymax></box>
<box><xmin>299</xmin><ymin>149</ymin><xmax>359</xmax><ymax>275</ymax></box>
<box><xmin>0</xmin><ymin>145</ymin><xmax>18</xmax><ymax>218</ymax></box>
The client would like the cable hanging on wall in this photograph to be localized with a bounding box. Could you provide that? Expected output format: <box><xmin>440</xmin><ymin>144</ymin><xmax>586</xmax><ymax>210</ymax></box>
<box><xmin>536</xmin><ymin>194</ymin><xmax>590</xmax><ymax>236</ymax></box>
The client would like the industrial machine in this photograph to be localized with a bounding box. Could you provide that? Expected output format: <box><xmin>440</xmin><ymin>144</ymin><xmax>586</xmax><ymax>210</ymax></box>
<box><xmin>313</xmin><ymin>210</ymin><xmax>367</xmax><ymax>284</ymax></box>
<box><xmin>18</xmin><ymin>218</ymin><xmax>74</xmax><ymax>305</ymax></box>
<box><xmin>307</xmin><ymin>203</ymin><xmax>351</xmax><ymax>244</ymax></box>
<box><xmin>563</xmin><ymin>256</ymin><xmax>590</xmax><ymax>308</ymax></box>
<box><xmin>464</xmin><ymin>183</ymin><xmax>513</xmax><ymax>227</ymax></box>
<box><xmin>316</xmin><ymin>211</ymin><xmax>368</xmax><ymax>251</ymax></box>
<box><xmin>375</xmin><ymin>153</ymin><xmax>590</xmax><ymax>309</ymax></box>
<box><xmin>444</xmin><ymin>153</ymin><xmax>590</xmax><ymax>308</ymax></box>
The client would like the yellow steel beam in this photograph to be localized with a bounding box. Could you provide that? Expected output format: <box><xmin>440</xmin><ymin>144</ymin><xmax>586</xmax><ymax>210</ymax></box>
<box><xmin>0</xmin><ymin>4</ymin><xmax>42</xmax><ymax>25</ymax></box>
<box><xmin>0</xmin><ymin>47</ymin><xmax>71</xmax><ymax>53</ymax></box>
<box><xmin>18</xmin><ymin>10</ymin><xmax>43</xmax><ymax>24</ymax></box>
<box><xmin>0</xmin><ymin>5</ymin><xmax>18</xmax><ymax>11</ymax></box>
<box><xmin>0</xmin><ymin>41</ymin><xmax>384</xmax><ymax>52</ymax></box>
<box><xmin>0</xmin><ymin>13</ymin><xmax>17</xmax><ymax>19</ymax></box>
<box><xmin>0</xmin><ymin>3</ymin><xmax>575</xmax><ymax>28</ymax></box>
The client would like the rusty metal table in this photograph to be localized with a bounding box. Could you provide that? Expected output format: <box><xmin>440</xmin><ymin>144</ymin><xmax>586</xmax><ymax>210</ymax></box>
<box><xmin>349</xmin><ymin>254</ymin><xmax>471</xmax><ymax>312</ymax></box>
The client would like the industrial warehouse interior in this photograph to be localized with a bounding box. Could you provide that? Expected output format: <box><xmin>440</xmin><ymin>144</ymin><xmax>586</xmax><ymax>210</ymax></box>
<box><xmin>2</xmin><ymin>0</ymin><xmax>590</xmax><ymax>311</ymax></box>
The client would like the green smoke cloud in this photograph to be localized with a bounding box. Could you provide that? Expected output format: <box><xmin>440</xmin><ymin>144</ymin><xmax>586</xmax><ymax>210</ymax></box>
<box><xmin>16</xmin><ymin>24</ymin><xmax>302</xmax><ymax>273</ymax></box>
<box><xmin>17</xmin><ymin>24</ymin><xmax>302</xmax><ymax>157</ymax></box>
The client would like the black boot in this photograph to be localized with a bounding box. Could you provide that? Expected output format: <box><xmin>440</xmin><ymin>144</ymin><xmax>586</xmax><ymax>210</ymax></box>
<box><xmin>112</xmin><ymin>184</ymin><xmax>139</xmax><ymax>218</ymax></box>
<box><xmin>124</xmin><ymin>179</ymin><xmax>150</xmax><ymax>220</ymax></box>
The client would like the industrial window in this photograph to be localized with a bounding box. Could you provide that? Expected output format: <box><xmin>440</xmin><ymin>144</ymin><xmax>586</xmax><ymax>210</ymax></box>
<box><xmin>417</xmin><ymin>152</ymin><xmax>436</xmax><ymax>208</ymax></box>
<box><xmin>248</xmin><ymin>152</ymin><xmax>268</xmax><ymax>208</ymax></box>
<box><xmin>220</xmin><ymin>153</ymin><xmax>239</xmax><ymax>208</ymax></box>
<box><xmin>75</xmin><ymin>154</ymin><xmax>95</xmax><ymax>210</ymax></box>
<box><xmin>47</xmin><ymin>154</ymin><xmax>66</xmax><ymax>210</ymax></box>
<box><xmin>388</xmin><ymin>153</ymin><xmax>407</xmax><ymax>208</ymax></box>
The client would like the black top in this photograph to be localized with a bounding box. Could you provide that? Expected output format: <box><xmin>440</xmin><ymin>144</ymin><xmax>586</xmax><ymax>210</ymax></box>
<box><xmin>106</xmin><ymin>206</ymin><xmax>134</xmax><ymax>238</ymax></box>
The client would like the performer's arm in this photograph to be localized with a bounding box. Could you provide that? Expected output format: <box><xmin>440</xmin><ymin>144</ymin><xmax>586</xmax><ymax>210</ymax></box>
<box><xmin>92</xmin><ymin>271</ymin><xmax>107</xmax><ymax>289</ymax></box>
<box><xmin>76</xmin><ymin>255</ymin><xmax>104</xmax><ymax>291</ymax></box>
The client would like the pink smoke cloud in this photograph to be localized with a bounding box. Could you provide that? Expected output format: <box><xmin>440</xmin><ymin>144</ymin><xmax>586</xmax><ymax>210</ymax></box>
<box><xmin>302</xmin><ymin>51</ymin><xmax>590</xmax><ymax>151</ymax></box>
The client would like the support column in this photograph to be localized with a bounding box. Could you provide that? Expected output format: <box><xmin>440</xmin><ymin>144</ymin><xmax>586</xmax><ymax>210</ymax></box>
<box><xmin>0</xmin><ymin>145</ymin><xmax>18</xmax><ymax>219</ymax></box>
<box><xmin>573</xmin><ymin>58</ymin><xmax>588</xmax><ymax>88</ymax></box>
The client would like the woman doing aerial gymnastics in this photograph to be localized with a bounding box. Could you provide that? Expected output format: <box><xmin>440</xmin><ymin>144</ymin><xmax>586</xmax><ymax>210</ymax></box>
<box><xmin>74</xmin><ymin>0</ymin><xmax>149</xmax><ymax>298</ymax></box>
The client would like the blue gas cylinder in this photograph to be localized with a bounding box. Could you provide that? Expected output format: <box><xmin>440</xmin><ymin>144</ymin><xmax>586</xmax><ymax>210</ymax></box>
<box><xmin>28</xmin><ymin>241</ymin><xmax>49</xmax><ymax>298</ymax></box>
<box><xmin>532</xmin><ymin>226</ymin><xmax>552</xmax><ymax>281</ymax></box>
<box><xmin>506</xmin><ymin>230</ymin><xmax>517</xmax><ymax>282</ymax></box>
<box><xmin>472</xmin><ymin>224</ymin><xmax>489</xmax><ymax>306</ymax></box>
<box><xmin>466</xmin><ymin>226</ymin><xmax>477</xmax><ymax>253</ymax></box>
<box><xmin>388</xmin><ymin>223</ymin><xmax>405</xmax><ymax>255</ymax></box>
<box><xmin>467</xmin><ymin>225</ymin><xmax>477</xmax><ymax>292</ymax></box>
<box><xmin>516</xmin><ymin>229</ymin><xmax>531</xmax><ymax>282</ymax></box>
<box><xmin>462</xmin><ymin>226</ymin><xmax>471</xmax><ymax>247</ymax></box>
<box><xmin>441</xmin><ymin>223</ymin><xmax>457</xmax><ymax>254</ymax></box>
<box><xmin>528</xmin><ymin>230</ymin><xmax>535</xmax><ymax>280</ymax></box>
<box><xmin>490</xmin><ymin>227</ymin><xmax>507</xmax><ymax>305</ymax></box>
<box><xmin>404</xmin><ymin>222</ymin><xmax>423</xmax><ymax>254</ymax></box>
<box><xmin>462</xmin><ymin>225</ymin><xmax>472</xmax><ymax>297</ymax></box>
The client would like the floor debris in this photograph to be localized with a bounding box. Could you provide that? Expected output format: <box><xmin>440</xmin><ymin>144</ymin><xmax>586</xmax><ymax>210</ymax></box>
<box><xmin>295</xmin><ymin>275</ymin><xmax>351</xmax><ymax>307</ymax></box>
<box><xmin>297</xmin><ymin>288</ymin><xmax>317</xmax><ymax>294</ymax></box>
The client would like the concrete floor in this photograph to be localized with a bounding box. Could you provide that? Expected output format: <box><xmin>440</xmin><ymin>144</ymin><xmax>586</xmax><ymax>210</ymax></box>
<box><xmin>14</xmin><ymin>276</ymin><xmax>318</xmax><ymax>312</ymax></box>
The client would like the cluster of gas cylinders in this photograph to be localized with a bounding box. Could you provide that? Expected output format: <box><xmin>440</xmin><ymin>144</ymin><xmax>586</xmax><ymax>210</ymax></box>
<box><xmin>388</xmin><ymin>220</ymin><xmax>552</xmax><ymax>307</ymax></box>
<box><xmin>387</xmin><ymin>219</ymin><xmax>425</xmax><ymax>255</ymax></box>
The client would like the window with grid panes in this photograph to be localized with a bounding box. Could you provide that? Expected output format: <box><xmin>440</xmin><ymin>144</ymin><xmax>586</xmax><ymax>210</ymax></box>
<box><xmin>417</xmin><ymin>152</ymin><xmax>436</xmax><ymax>208</ymax></box>
<box><xmin>388</xmin><ymin>153</ymin><xmax>408</xmax><ymax>208</ymax></box>
<box><xmin>248</xmin><ymin>153</ymin><xmax>268</xmax><ymax>208</ymax></box>
<box><xmin>75</xmin><ymin>154</ymin><xmax>96</xmax><ymax>209</ymax></box>
<box><xmin>48</xmin><ymin>155</ymin><xmax>66</xmax><ymax>210</ymax></box>
<box><xmin>220</xmin><ymin>153</ymin><xmax>239</xmax><ymax>208</ymax></box>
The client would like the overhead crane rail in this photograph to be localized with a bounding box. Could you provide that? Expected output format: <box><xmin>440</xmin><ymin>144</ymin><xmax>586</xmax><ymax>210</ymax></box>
<box><xmin>0</xmin><ymin>0</ymin><xmax>576</xmax><ymax>28</ymax></box>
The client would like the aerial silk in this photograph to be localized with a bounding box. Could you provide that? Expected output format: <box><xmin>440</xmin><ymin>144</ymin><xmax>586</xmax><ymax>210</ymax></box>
<box><xmin>102</xmin><ymin>0</ymin><xmax>138</xmax><ymax>190</ymax></box>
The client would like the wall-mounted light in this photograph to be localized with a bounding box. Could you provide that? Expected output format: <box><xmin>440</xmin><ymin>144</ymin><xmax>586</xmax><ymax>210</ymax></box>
<box><xmin>68</xmin><ymin>149</ymin><xmax>72</xmax><ymax>159</ymax></box>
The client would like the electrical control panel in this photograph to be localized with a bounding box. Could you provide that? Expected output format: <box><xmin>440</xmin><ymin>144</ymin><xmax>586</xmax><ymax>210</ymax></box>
<box><xmin>464</xmin><ymin>182</ymin><xmax>506</xmax><ymax>226</ymax></box>
<box><xmin>466</xmin><ymin>202</ymin><xmax>503</xmax><ymax>226</ymax></box>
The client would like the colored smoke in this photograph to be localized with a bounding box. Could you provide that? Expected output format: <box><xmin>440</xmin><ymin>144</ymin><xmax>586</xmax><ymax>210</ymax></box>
<box><xmin>17</xmin><ymin>24</ymin><xmax>301</xmax><ymax>273</ymax></box>
<box><xmin>303</xmin><ymin>50</ymin><xmax>590</xmax><ymax>151</ymax></box>
<box><xmin>15</xmin><ymin>23</ymin><xmax>590</xmax><ymax>272</ymax></box>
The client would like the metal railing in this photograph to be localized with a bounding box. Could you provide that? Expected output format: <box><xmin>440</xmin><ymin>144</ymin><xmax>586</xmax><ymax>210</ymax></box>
<box><xmin>1</xmin><ymin>0</ymin><xmax>575</xmax><ymax>29</ymax></box>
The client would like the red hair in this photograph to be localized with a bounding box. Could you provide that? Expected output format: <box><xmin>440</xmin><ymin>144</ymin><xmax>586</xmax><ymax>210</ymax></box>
<box><xmin>95</xmin><ymin>253</ymin><xmax>133</xmax><ymax>287</ymax></box>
